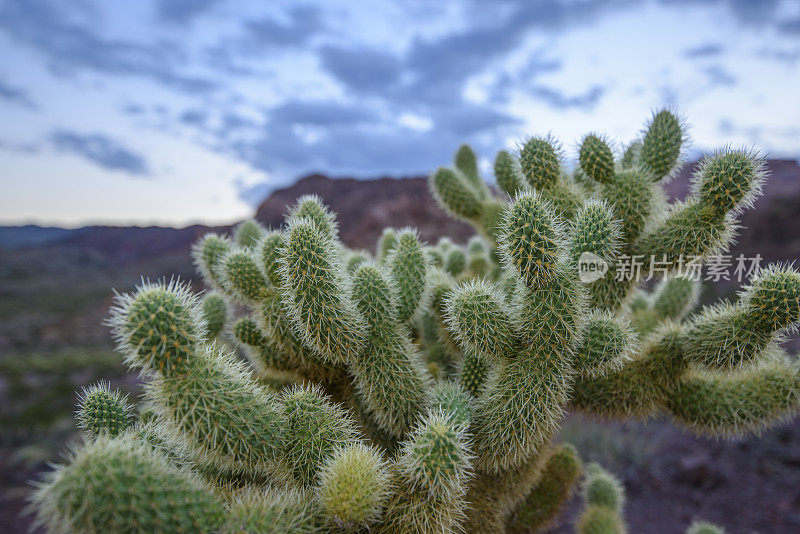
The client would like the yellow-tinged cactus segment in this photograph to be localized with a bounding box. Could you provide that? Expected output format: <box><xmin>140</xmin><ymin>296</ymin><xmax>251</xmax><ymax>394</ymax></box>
<box><xmin>223</xmin><ymin>487</ymin><xmax>318</xmax><ymax>534</ymax></box>
<box><xmin>579</xmin><ymin>133</ymin><xmax>615</xmax><ymax>184</ymax></box>
<box><xmin>280</xmin><ymin>216</ymin><xmax>366</xmax><ymax>366</ymax></box>
<box><xmin>31</xmin><ymin>433</ymin><xmax>225</xmax><ymax>534</ymax></box>
<box><xmin>317</xmin><ymin>443</ymin><xmax>390</xmax><ymax>529</ymax></box>
<box><xmin>652</xmin><ymin>275</ymin><xmax>699</xmax><ymax>321</ymax></box>
<box><xmin>76</xmin><ymin>381</ymin><xmax>134</xmax><ymax>438</ymax></box>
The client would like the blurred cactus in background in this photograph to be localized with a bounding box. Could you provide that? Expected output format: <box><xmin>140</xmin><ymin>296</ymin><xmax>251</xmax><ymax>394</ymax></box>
<box><xmin>30</xmin><ymin>110</ymin><xmax>800</xmax><ymax>532</ymax></box>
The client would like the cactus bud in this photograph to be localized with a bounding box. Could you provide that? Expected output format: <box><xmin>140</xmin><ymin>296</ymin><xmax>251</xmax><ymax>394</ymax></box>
<box><xmin>192</xmin><ymin>233</ymin><xmax>231</xmax><ymax>286</ymax></box>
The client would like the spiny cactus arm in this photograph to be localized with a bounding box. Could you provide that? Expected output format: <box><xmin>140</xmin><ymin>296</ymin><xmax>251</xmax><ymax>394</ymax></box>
<box><xmin>144</xmin><ymin>344</ymin><xmax>285</xmax><ymax>477</ymax></box>
<box><xmin>579</xmin><ymin>133</ymin><xmax>615</xmax><ymax>185</ymax></box>
<box><xmin>387</xmin><ymin>229</ymin><xmax>428</xmax><ymax>324</ymax></box>
<box><xmin>571</xmin><ymin>323</ymin><xmax>686</xmax><ymax>419</ymax></box>
<box><xmin>665</xmin><ymin>358</ymin><xmax>800</xmax><ymax>438</ymax></box>
<box><xmin>506</xmin><ymin>443</ymin><xmax>583</xmax><ymax>534</ymax></box>
<box><xmin>620</xmin><ymin>139</ymin><xmax>642</xmax><ymax>170</ymax></box>
<box><xmin>469</xmin><ymin>193</ymin><xmax>581</xmax><ymax>472</ymax></box>
<box><xmin>455</xmin><ymin>143</ymin><xmax>489</xmax><ymax>198</ymax></box>
<box><xmin>255</xmin><ymin>229</ymin><xmax>284</xmax><ymax>286</ymax></box>
<box><xmin>494</xmin><ymin>149</ymin><xmax>526</xmax><ymax>196</ymax></box>
<box><xmin>233</xmin><ymin>218</ymin><xmax>266</xmax><ymax>248</ymax></box>
<box><xmin>350</xmin><ymin>263</ymin><xmax>432</xmax><ymax>437</ymax></box>
<box><xmin>639</xmin><ymin>108</ymin><xmax>686</xmax><ymax>182</ymax></box>
<box><xmin>445</xmin><ymin>246</ymin><xmax>467</xmax><ymax>277</ymax></box>
<box><xmin>280</xmin><ymin>216</ymin><xmax>366</xmax><ymax>366</ymax></box>
<box><xmin>219</xmin><ymin>248</ymin><xmax>270</xmax><ymax>304</ymax></box>
<box><xmin>459</xmin><ymin>347</ymin><xmax>488</xmax><ymax>397</ymax></box>
<box><xmin>431</xmin><ymin>381</ymin><xmax>473</xmax><ymax>428</ymax></box>
<box><xmin>110</xmin><ymin>281</ymin><xmax>284</xmax><ymax>477</ymax></box>
<box><xmin>75</xmin><ymin>381</ymin><xmax>134</xmax><ymax>438</ymax></box>
<box><xmin>316</xmin><ymin>443</ymin><xmax>390</xmax><ymax>530</ymax></box>
<box><xmin>232</xmin><ymin>316</ymin><xmax>294</xmax><ymax>377</ymax></box>
<box><xmin>223</xmin><ymin>487</ymin><xmax>319</xmax><ymax>534</ymax></box>
<box><xmin>573</xmin><ymin>311</ymin><xmax>636</xmax><ymax>379</ymax></box>
<box><xmin>278</xmin><ymin>384</ymin><xmax>361</xmax><ymax>487</ymax></box>
<box><xmin>463</xmin><ymin>451</ymin><xmax>550</xmax><ymax>533</ymax></box>
<box><xmin>518</xmin><ymin>135</ymin><xmax>583</xmax><ymax>217</ymax></box>
<box><xmin>379</xmin><ymin>409</ymin><xmax>473</xmax><ymax>534</ymax></box>
<box><xmin>192</xmin><ymin>232</ymin><xmax>232</xmax><ymax>288</ymax></box>
<box><xmin>287</xmin><ymin>194</ymin><xmax>339</xmax><ymax>239</ymax></box>
<box><xmin>256</xmin><ymin>290</ymin><xmax>352</xmax><ymax>400</ymax></box>
<box><xmin>569</xmin><ymin>199</ymin><xmax>622</xmax><ymax>266</ymax></box>
<box><xmin>651</xmin><ymin>274</ymin><xmax>700</xmax><ymax>321</ymax></box>
<box><xmin>201</xmin><ymin>291</ymin><xmax>228</xmax><ymax>338</ymax></box>
<box><xmin>444</xmin><ymin>279</ymin><xmax>518</xmax><ymax>363</ymax></box>
<box><xmin>345</xmin><ymin>248</ymin><xmax>371</xmax><ymax>273</ymax></box>
<box><xmin>430</xmin><ymin>167</ymin><xmax>484</xmax><ymax>222</ymax></box>
<box><xmin>577</xmin><ymin>463</ymin><xmax>627</xmax><ymax>534</ymax></box>
<box><xmin>377</xmin><ymin>228</ymin><xmax>398</xmax><ymax>261</ymax></box>
<box><xmin>633</xmin><ymin>149</ymin><xmax>766</xmax><ymax>264</ymax></box>
<box><xmin>682</xmin><ymin>265</ymin><xmax>800</xmax><ymax>370</ymax></box>
<box><xmin>31</xmin><ymin>433</ymin><xmax>225</xmax><ymax>534</ymax></box>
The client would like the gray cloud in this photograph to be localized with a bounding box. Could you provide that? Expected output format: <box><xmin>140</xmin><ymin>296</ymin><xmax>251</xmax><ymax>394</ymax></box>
<box><xmin>529</xmin><ymin>84</ymin><xmax>606</xmax><ymax>110</ymax></box>
<box><xmin>703</xmin><ymin>65</ymin><xmax>737</xmax><ymax>87</ymax></box>
<box><xmin>0</xmin><ymin>79</ymin><xmax>37</xmax><ymax>109</ymax></box>
<box><xmin>156</xmin><ymin>0</ymin><xmax>222</xmax><ymax>24</ymax></box>
<box><xmin>51</xmin><ymin>130</ymin><xmax>150</xmax><ymax>176</ymax></box>
<box><xmin>241</xmin><ymin>6</ymin><xmax>325</xmax><ymax>49</ymax></box>
<box><xmin>684</xmin><ymin>43</ymin><xmax>724</xmax><ymax>58</ymax></box>
<box><xmin>0</xmin><ymin>0</ymin><xmax>216</xmax><ymax>94</ymax></box>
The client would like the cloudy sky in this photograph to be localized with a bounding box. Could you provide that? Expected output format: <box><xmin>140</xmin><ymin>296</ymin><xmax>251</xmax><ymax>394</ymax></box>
<box><xmin>1</xmin><ymin>0</ymin><xmax>798</xmax><ymax>227</ymax></box>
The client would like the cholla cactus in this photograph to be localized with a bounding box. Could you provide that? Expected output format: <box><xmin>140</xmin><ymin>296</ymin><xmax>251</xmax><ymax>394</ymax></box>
<box><xmin>31</xmin><ymin>110</ymin><xmax>800</xmax><ymax>533</ymax></box>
